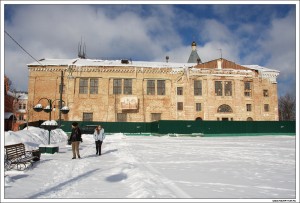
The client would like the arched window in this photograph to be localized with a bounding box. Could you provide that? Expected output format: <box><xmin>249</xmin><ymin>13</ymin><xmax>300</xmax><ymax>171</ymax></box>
<box><xmin>195</xmin><ymin>117</ymin><xmax>203</xmax><ymax>121</ymax></box>
<box><xmin>217</xmin><ymin>104</ymin><xmax>233</xmax><ymax>113</ymax></box>
<box><xmin>247</xmin><ymin>117</ymin><xmax>253</xmax><ymax>121</ymax></box>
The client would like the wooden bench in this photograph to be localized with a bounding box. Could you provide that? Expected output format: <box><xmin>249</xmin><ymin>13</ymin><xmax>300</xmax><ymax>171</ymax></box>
<box><xmin>4</xmin><ymin>143</ymin><xmax>40</xmax><ymax>171</ymax></box>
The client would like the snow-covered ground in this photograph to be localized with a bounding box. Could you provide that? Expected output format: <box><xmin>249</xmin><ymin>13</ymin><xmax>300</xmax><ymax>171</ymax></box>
<box><xmin>2</xmin><ymin>127</ymin><xmax>297</xmax><ymax>202</ymax></box>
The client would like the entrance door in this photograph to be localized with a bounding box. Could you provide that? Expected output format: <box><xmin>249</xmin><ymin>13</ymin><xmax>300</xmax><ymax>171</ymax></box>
<box><xmin>222</xmin><ymin>117</ymin><xmax>229</xmax><ymax>121</ymax></box>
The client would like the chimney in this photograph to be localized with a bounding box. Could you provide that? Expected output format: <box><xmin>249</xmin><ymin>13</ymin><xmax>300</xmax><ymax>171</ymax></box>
<box><xmin>217</xmin><ymin>59</ymin><xmax>222</xmax><ymax>69</ymax></box>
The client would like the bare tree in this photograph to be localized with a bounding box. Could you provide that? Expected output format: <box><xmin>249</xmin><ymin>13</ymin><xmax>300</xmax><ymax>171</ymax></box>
<box><xmin>5</xmin><ymin>75</ymin><xmax>15</xmax><ymax>91</ymax></box>
<box><xmin>278</xmin><ymin>93</ymin><xmax>296</xmax><ymax>121</ymax></box>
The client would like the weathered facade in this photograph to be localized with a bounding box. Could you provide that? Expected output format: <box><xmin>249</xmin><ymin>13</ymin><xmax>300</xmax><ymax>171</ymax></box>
<box><xmin>27</xmin><ymin>55</ymin><xmax>280</xmax><ymax>122</ymax></box>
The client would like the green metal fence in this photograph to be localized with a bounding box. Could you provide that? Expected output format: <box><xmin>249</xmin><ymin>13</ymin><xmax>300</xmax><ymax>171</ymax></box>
<box><xmin>156</xmin><ymin>120</ymin><xmax>296</xmax><ymax>136</ymax></box>
<box><xmin>60</xmin><ymin>121</ymin><xmax>157</xmax><ymax>134</ymax></box>
<box><xmin>58</xmin><ymin>120</ymin><xmax>295</xmax><ymax>136</ymax></box>
<box><xmin>19</xmin><ymin>120</ymin><xmax>295</xmax><ymax>136</ymax></box>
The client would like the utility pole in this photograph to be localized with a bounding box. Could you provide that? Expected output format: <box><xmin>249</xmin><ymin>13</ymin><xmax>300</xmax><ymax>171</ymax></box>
<box><xmin>59</xmin><ymin>70</ymin><xmax>64</xmax><ymax>128</ymax></box>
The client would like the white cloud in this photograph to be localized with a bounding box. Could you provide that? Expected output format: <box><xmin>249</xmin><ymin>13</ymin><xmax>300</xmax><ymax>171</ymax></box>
<box><xmin>244</xmin><ymin>9</ymin><xmax>296</xmax><ymax>96</ymax></box>
<box><xmin>4</xmin><ymin>5</ymin><xmax>183</xmax><ymax>90</ymax></box>
<box><xmin>3</xmin><ymin>4</ymin><xmax>297</xmax><ymax>98</ymax></box>
<box><xmin>154</xmin><ymin>46</ymin><xmax>190</xmax><ymax>63</ymax></box>
<box><xmin>196</xmin><ymin>19</ymin><xmax>240</xmax><ymax>62</ymax></box>
<box><xmin>260</xmin><ymin>10</ymin><xmax>296</xmax><ymax>76</ymax></box>
<box><xmin>200</xmin><ymin>19</ymin><xmax>234</xmax><ymax>43</ymax></box>
<box><xmin>198</xmin><ymin>41</ymin><xmax>239</xmax><ymax>63</ymax></box>
<box><xmin>198</xmin><ymin>11</ymin><xmax>295</xmax><ymax>98</ymax></box>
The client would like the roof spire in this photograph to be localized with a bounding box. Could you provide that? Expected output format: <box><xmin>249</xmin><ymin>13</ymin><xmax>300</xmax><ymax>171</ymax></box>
<box><xmin>218</xmin><ymin>48</ymin><xmax>223</xmax><ymax>59</ymax></box>
<box><xmin>78</xmin><ymin>37</ymin><xmax>86</xmax><ymax>59</ymax></box>
<box><xmin>188</xmin><ymin>41</ymin><xmax>202</xmax><ymax>63</ymax></box>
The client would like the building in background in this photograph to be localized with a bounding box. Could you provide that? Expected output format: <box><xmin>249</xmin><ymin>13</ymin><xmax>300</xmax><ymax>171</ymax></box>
<box><xmin>4</xmin><ymin>75</ymin><xmax>16</xmax><ymax>131</ymax></box>
<box><xmin>14</xmin><ymin>92</ymin><xmax>28</xmax><ymax>126</ymax></box>
<box><xmin>27</xmin><ymin>42</ymin><xmax>279</xmax><ymax>122</ymax></box>
<box><xmin>4</xmin><ymin>76</ymin><xmax>28</xmax><ymax>131</ymax></box>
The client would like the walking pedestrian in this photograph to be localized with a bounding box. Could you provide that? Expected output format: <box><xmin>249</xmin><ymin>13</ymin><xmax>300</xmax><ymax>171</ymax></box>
<box><xmin>69</xmin><ymin>122</ymin><xmax>82</xmax><ymax>159</ymax></box>
<box><xmin>93</xmin><ymin>125</ymin><xmax>105</xmax><ymax>156</ymax></box>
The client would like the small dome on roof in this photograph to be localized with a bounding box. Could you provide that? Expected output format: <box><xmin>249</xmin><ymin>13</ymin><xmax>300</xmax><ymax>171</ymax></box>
<box><xmin>191</xmin><ymin>41</ymin><xmax>197</xmax><ymax>46</ymax></box>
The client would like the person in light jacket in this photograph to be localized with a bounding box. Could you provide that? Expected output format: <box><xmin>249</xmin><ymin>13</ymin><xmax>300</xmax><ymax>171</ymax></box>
<box><xmin>94</xmin><ymin>125</ymin><xmax>105</xmax><ymax>156</ymax></box>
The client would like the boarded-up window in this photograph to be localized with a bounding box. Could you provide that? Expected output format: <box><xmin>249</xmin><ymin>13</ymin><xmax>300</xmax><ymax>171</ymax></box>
<box><xmin>264</xmin><ymin>104</ymin><xmax>269</xmax><ymax>112</ymax></box>
<box><xmin>83</xmin><ymin>112</ymin><xmax>93</xmax><ymax>121</ymax></box>
<box><xmin>151</xmin><ymin>113</ymin><xmax>161</xmax><ymax>121</ymax></box>
<box><xmin>117</xmin><ymin>113</ymin><xmax>127</xmax><ymax>122</ymax></box>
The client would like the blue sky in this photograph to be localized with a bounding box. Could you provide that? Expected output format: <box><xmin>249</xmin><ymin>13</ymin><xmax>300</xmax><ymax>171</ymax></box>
<box><xmin>2</xmin><ymin>2</ymin><xmax>298</xmax><ymax>98</ymax></box>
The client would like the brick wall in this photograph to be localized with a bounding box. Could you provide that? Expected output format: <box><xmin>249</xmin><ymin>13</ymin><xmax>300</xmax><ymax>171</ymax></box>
<box><xmin>27</xmin><ymin>61</ymin><xmax>279</xmax><ymax>122</ymax></box>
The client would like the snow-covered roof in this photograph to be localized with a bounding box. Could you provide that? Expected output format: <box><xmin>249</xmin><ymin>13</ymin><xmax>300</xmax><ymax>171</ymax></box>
<box><xmin>243</xmin><ymin>65</ymin><xmax>279</xmax><ymax>83</ymax></box>
<box><xmin>7</xmin><ymin>91</ymin><xmax>16</xmax><ymax>97</ymax></box>
<box><xmin>17</xmin><ymin>109</ymin><xmax>26</xmax><ymax>113</ymax></box>
<box><xmin>27</xmin><ymin>58</ymin><xmax>280</xmax><ymax>74</ymax></box>
<box><xmin>28</xmin><ymin>58</ymin><xmax>196</xmax><ymax>69</ymax></box>
<box><xmin>4</xmin><ymin>112</ymin><xmax>16</xmax><ymax>119</ymax></box>
<box><xmin>242</xmin><ymin>65</ymin><xmax>280</xmax><ymax>73</ymax></box>
<box><xmin>17</xmin><ymin>94</ymin><xmax>28</xmax><ymax>100</ymax></box>
<box><xmin>28</xmin><ymin>58</ymin><xmax>78</xmax><ymax>66</ymax></box>
<box><xmin>7</xmin><ymin>91</ymin><xmax>28</xmax><ymax>99</ymax></box>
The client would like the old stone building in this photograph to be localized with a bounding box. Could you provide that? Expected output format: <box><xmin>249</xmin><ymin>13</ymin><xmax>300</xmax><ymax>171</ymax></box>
<box><xmin>27</xmin><ymin>42</ymin><xmax>279</xmax><ymax>122</ymax></box>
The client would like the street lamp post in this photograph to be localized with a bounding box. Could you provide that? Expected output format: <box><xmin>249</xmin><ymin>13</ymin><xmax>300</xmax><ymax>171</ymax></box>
<box><xmin>33</xmin><ymin>98</ymin><xmax>69</xmax><ymax>145</ymax></box>
<box><xmin>32</xmin><ymin>70</ymin><xmax>69</xmax><ymax>154</ymax></box>
<box><xmin>33</xmin><ymin>98</ymin><xmax>70</xmax><ymax>122</ymax></box>
<box><xmin>33</xmin><ymin>70</ymin><xmax>67</xmax><ymax>127</ymax></box>
<box><xmin>59</xmin><ymin>70</ymin><xmax>64</xmax><ymax>127</ymax></box>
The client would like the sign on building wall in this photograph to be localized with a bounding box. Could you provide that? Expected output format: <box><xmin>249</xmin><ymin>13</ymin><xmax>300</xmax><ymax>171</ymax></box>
<box><xmin>121</xmin><ymin>96</ymin><xmax>138</xmax><ymax>109</ymax></box>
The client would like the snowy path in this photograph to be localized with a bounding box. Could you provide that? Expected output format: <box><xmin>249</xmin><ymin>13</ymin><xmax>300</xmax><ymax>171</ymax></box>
<box><xmin>5</xmin><ymin>133</ymin><xmax>190</xmax><ymax>199</ymax></box>
<box><xmin>4</xmin><ymin>133</ymin><xmax>296</xmax><ymax>200</ymax></box>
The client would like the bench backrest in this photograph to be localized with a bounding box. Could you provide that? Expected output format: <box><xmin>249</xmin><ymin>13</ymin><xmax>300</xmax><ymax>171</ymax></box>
<box><xmin>4</xmin><ymin>143</ymin><xmax>26</xmax><ymax>160</ymax></box>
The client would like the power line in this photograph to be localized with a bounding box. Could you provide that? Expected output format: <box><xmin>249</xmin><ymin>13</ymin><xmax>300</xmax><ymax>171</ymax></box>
<box><xmin>4</xmin><ymin>30</ymin><xmax>43</xmax><ymax>65</ymax></box>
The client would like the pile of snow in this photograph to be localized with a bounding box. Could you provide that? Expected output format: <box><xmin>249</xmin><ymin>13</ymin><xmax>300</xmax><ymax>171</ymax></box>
<box><xmin>41</xmin><ymin>120</ymin><xmax>58</xmax><ymax>126</ymax></box>
<box><xmin>34</xmin><ymin>103</ymin><xmax>42</xmax><ymax>108</ymax></box>
<box><xmin>4</xmin><ymin>126</ymin><xmax>68</xmax><ymax>150</ymax></box>
<box><xmin>61</xmin><ymin>106</ymin><xmax>69</xmax><ymax>110</ymax></box>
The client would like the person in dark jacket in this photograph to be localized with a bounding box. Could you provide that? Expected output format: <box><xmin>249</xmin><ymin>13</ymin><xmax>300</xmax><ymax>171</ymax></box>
<box><xmin>69</xmin><ymin>122</ymin><xmax>82</xmax><ymax>159</ymax></box>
